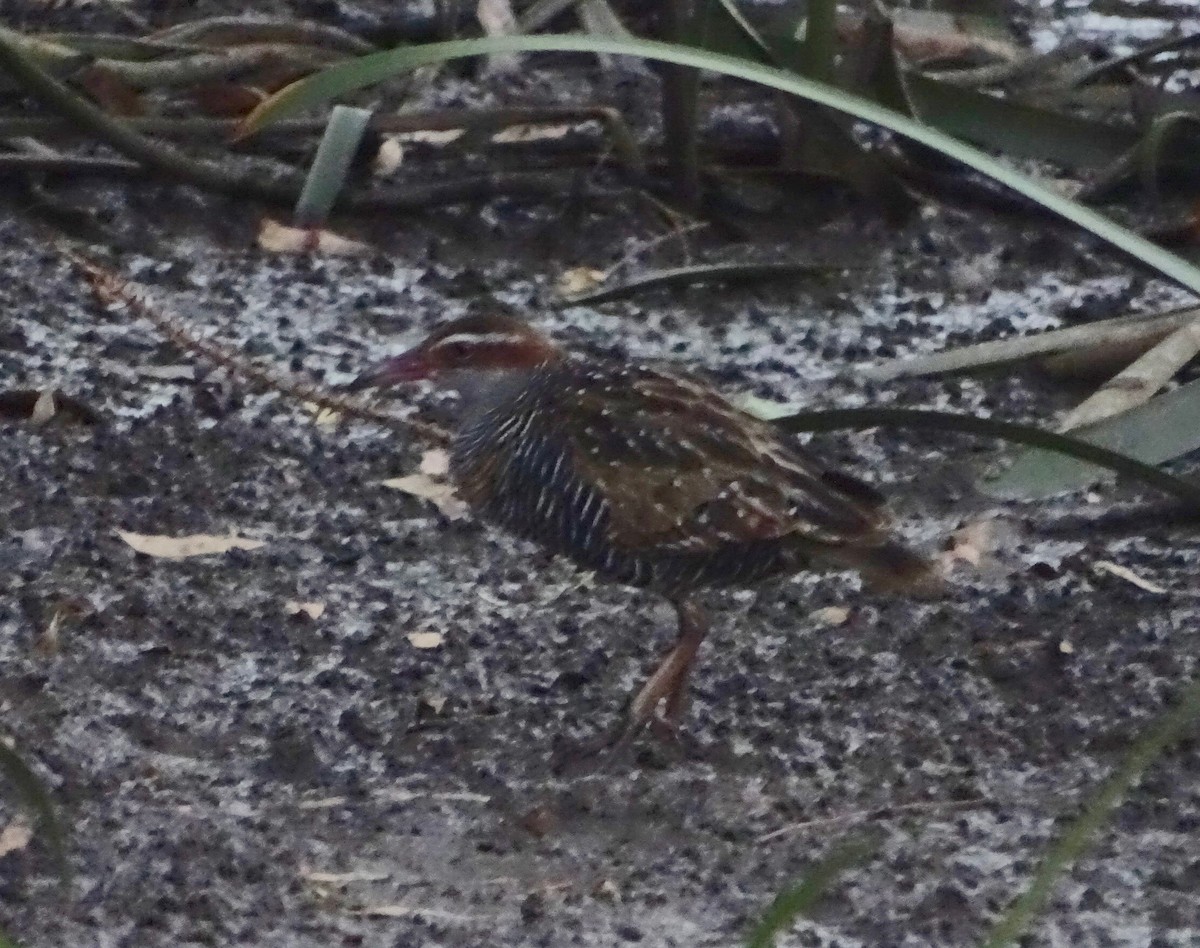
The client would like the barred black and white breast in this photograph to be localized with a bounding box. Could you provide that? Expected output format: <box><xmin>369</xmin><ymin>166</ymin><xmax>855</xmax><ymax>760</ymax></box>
<box><xmin>450</xmin><ymin>358</ymin><xmax>926</xmax><ymax>596</ymax></box>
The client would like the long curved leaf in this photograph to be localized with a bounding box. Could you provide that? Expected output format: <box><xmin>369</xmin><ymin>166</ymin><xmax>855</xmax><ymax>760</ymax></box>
<box><xmin>238</xmin><ymin>34</ymin><xmax>1200</xmax><ymax>295</ymax></box>
<box><xmin>981</xmin><ymin>377</ymin><xmax>1200</xmax><ymax>501</ymax></box>
<box><xmin>772</xmin><ymin>407</ymin><xmax>1200</xmax><ymax>508</ymax></box>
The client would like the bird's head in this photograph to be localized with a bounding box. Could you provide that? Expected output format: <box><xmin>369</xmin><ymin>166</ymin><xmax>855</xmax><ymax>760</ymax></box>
<box><xmin>346</xmin><ymin>314</ymin><xmax>561</xmax><ymax>391</ymax></box>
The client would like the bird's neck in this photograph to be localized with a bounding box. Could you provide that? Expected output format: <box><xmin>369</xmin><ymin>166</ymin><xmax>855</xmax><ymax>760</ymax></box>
<box><xmin>447</xmin><ymin>366</ymin><xmax>542</xmax><ymax>424</ymax></box>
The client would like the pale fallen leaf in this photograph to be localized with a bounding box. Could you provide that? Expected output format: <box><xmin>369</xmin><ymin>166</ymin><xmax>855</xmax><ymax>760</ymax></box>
<box><xmin>593</xmin><ymin>878</ymin><xmax>621</xmax><ymax>901</ymax></box>
<box><xmin>0</xmin><ymin>821</ymin><xmax>33</xmax><ymax>858</ymax></box>
<box><xmin>381</xmin><ymin>474</ymin><xmax>469</xmax><ymax>520</ymax></box>
<box><xmin>808</xmin><ymin>605</ymin><xmax>851</xmax><ymax>627</ymax></box>
<box><xmin>939</xmin><ymin>517</ymin><xmax>1022</xmax><ymax>578</ymax></box>
<box><xmin>257</xmin><ymin>218</ymin><xmax>370</xmax><ymax>256</ymax></box>
<box><xmin>373</xmin><ymin>137</ymin><xmax>404</xmax><ymax>176</ymax></box>
<box><xmin>303</xmin><ymin>401</ymin><xmax>341</xmax><ymax>427</ymax></box>
<box><xmin>406</xmin><ymin>631</ymin><xmax>444</xmax><ymax>649</ymax></box>
<box><xmin>557</xmin><ymin>267</ymin><xmax>606</xmax><ymax>298</ymax></box>
<box><xmin>419</xmin><ymin>449</ymin><xmax>451</xmax><ymax>477</ymax></box>
<box><xmin>396</xmin><ymin>129</ymin><xmax>465</xmax><ymax>146</ymax></box>
<box><xmin>139</xmin><ymin>364</ymin><xmax>196</xmax><ymax>381</ymax></box>
<box><xmin>1092</xmin><ymin>561</ymin><xmax>1167</xmax><ymax>594</ymax></box>
<box><xmin>476</xmin><ymin>0</ymin><xmax>519</xmax><ymax>71</ymax></box>
<box><xmin>297</xmin><ymin>796</ymin><xmax>347</xmax><ymax>810</ymax></box>
<box><xmin>301</xmin><ymin>868</ymin><xmax>391</xmax><ymax>885</ymax></box>
<box><xmin>116</xmin><ymin>530</ymin><xmax>265</xmax><ymax>559</ymax></box>
<box><xmin>34</xmin><ymin>599</ymin><xmax>87</xmax><ymax>657</ymax></box>
<box><xmin>30</xmin><ymin>389</ymin><xmax>56</xmax><ymax>425</ymax></box>
<box><xmin>285</xmin><ymin>600</ymin><xmax>326</xmax><ymax>620</ymax></box>
<box><xmin>943</xmin><ymin>519</ymin><xmax>994</xmax><ymax>568</ymax></box>
<box><xmin>492</xmin><ymin>123</ymin><xmax>575</xmax><ymax>143</ymax></box>
<box><xmin>421</xmin><ymin>692</ymin><xmax>448</xmax><ymax>714</ymax></box>
<box><xmin>738</xmin><ymin>394</ymin><xmax>799</xmax><ymax>421</ymax></box>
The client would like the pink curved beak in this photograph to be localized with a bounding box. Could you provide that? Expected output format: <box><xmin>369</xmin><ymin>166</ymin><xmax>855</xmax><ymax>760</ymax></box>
<box><xmin>344</xmin><ymin>349</ymin><xmax>431</xmax><ymax>391</ymax></box>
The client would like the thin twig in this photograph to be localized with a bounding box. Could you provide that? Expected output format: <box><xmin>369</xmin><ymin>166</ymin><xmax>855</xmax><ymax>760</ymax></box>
<box><xmin>93</xmin><ymin>44</ymin><xmax>340</xmax><ymax>90</ymax></box>
<box><xmin>0</xmin><ymin>25</ymin><xmax>305</xmax><ymax>203</ymax></box>
<box><xmin>757</xmin><ymin>796</ymin><xmax>994</xmax><ymax>843</ymax></box>
<box><xmin>0</xmin><ymin>153</ymin><xmax>142</xmax><ymax>176</ymax></box>
<box><xmin>1056</xmin><ymin>317</ymin><xmax>1200</xmax><ymax>430</ymax></box>
<box><xmin>868</xmin><ymin>305</ymin><xmax>1200</xmax><ymax>381</ymax></box>
<box><xmin>1062</xmin><ymin>32</ymin><xmax>1200</xmax><ymax>90</ymax></box>
<box><xmin>64</xmin><ymin>249</ymin><xmax>449</xmax><ymax>446</ymax></box>
<box><xmin>149</xmin><ymin>16</ymin><xmax>376</xmax><ymax>55</ymax></box>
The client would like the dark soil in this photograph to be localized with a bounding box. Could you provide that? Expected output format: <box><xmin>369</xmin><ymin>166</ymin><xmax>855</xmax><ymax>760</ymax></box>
<box><xmin>3</xmin><ymin>3</ymin><xmax>1200</xmax><ymax>947</ymax></box>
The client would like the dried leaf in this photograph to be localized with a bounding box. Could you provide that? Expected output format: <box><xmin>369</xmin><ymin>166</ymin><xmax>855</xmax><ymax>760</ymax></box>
<box><xmin>1056</xmin><ymin>318</ymin><xmax>1200</xmax><ymax>431</ymax></box>
<box><xmin>593</xmin><ymin>878</ymin><xmax>621</xmax><ymax>901</ymax></box>
<box><xmin>300</xmin><ymin>868</ymin><xmax>390</xmax><ymax>885</ymax></box>
<box><xmin>303</xmin><ymin>401</ymin><xmax>342</xmax><ymax>427</ymax></box>
<box><xmin>373</xmin><ymin>137</ymin><xmax>404</xmax><ymax>176</ymax></box>
<box><xmin>189</xmin><ymin>82</ymin><xmax>265</xmax><ymax>118</ymax></box>
<box><xmin>939</xmin><ymin>517</ymin><xmax>1021</xmax><ymax>577</ymax></box>
<box><xmin>492</xmin><ymin>123</ymin><xmax>575</xmax><ymax>143</ymax></box>
<box><xmin>396</xmin><ymin>129</ymin><xmax>465</xmax><ymax>146</ymax></box>
<box><xmin>296</xmin><ymin>796</ymin><xmax>347</xmax><ymax>810</ymax></box>
<box><xmin>943</xmin><ymin>519</ymin><xmax>995</xmax><ymax>568</ymax></box>
<box><xmin>476</xmin><ymin>0</ymin><xmax>519</xmax><ymax>71</ymax></box>
<box><xmin>257</xmin><ymin>219</ymin><xmax>370</xmax><ymax>256</ymax></box>
<box><xmin>285</xmin><ymin>600</ymin><xmax>326</xmax><ymax>620</ymax></box>
<box><xmin>519</xmin><ymin>804</ymin><xmax>558</xmax><ymax>837</ymax></box>
<box><xmin>29</xmin><ymin>389</ymin><xmax>56</xmax><ymax>425</ymax></box>
<box><xmin>78</xmin><ymin>64</ymin><xmax>144</xmax><ymax>116</ymax></box>
<box><xmin>808</xmin><ymin>606</ymin><xmax>850</xmax><ymax>627</ymax></box>
<box><xmin>116</xmin><ymin>530</ymin><xmax>265</xmax><ymax>560</ymax></box>
<box><xmin>1092</xmin><ymin>561</ymin><xmax>1167</xmax><ymax>594</ymax></box>
<box><xmin>419</xmin><ymin>449</ymin><xmax>451</xmax><ymax>477</ymax></box>
<box><xmin>739</xmin><ymin>394</ymin><xmax>799</xmax><ymax>421</ymax></box>
<box><xmin>406</xmin><ymin>631</ymin><xmax>444</xmax><ymax>649</ymax></box>
<box><xmin>0</xmin><ymin>821</ymin><xmax>33</xmax><ymax>858</ymax></box>
<box><xmin>34</xmin><ymin>599</ymin><xmax>86</xmax><ymax>657</ymax></box>
<box><xmin>557</xmin><ymin>267</ymin><xmax>606</xmax><ymax>297</ymax></box>
<box><xmin>0</xmin><ymin>389</ymin><xmax>101</xmax><ymax>426</ymax></box>
<box><xmin>381</xmin><ymin>474</ymin><xmax>469</xmax><ymax>520</ymax></box>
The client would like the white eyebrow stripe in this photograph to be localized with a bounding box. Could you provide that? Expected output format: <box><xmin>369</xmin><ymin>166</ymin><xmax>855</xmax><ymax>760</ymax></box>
<box><xmin>433</xmin><ymin>333</ymin><xmax>524</xmax><ymax>348</ymax></box>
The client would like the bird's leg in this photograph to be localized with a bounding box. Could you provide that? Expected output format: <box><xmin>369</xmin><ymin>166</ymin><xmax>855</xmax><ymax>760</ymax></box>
<box><xmin>613</xmin><ymin>597</ymin><xmax>709</xmax><ymax>751</ymax></box>
<box><xmin>653</xmin><ymin>598</ymin><xmax>709</xmax><ymax>733</ymax></box>
<box><xmin>552</xmin><ymin>598</ymin><xmax>708</xmax><ymax>774</ymax></box>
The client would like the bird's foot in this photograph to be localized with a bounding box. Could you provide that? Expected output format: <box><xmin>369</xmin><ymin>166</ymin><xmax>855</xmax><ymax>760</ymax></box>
<box><xmin>549</xmin><ymin>712</ymin><xmax>694</xmax><ymax>776</ymax></box>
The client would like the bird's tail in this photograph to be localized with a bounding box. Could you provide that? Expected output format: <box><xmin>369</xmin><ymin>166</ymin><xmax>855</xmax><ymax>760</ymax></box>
<box><xmin>825</xmin><ymin>540</ymin><xmax>944</xmax><ymax>597</ymax></box>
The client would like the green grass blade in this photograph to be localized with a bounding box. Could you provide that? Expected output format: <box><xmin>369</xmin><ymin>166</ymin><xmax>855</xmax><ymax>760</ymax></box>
<box><xmin>981</xmin><ymin>377</ymin><xmax>1200</xmax><ymax>501</ymax></box>
<box><xmin>983</xmin><ymin>677</ymin><xmax>1200</xmax><ymax>948</ymax></box>
<box><xmin>561</xmin><ymin>260</ymin><xmax>844</xmax><ymax>305</ymax></box>
<box><xmin>746</xmin><ymin>834</ymin><xmax>879</xmax><ymax>948</ymax></box>
<box><xmin>294</xmin><ymin>104</ymin><xmax>373</xmax><ymax>225</ymax></box>
<box><xmin>799</xmin><ymin>0</ymin><xmax>836</xmax><ymax>83</ymax></box>
<box><xmin>238</xmin><ymin>34</ymin><xmax>1200</xmax><ymax>296</ymax></box>
<box><xmin>904</xmin><ymin>72</ymin><xmax>1137</xmax><ymax>171</ymax></box>
<box><xmin>771</xmin><ymin>407</ymin><xmax>1200</xmax><ymax>509</ymax></box>
<box><xmin>0</xmin><ymin>741</ymin><xmax>69</xmax><ymax>884</ymax></box>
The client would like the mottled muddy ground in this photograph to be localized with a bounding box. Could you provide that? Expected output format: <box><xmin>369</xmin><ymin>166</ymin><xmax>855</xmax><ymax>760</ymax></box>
<box><xmin>2</xmin><ymin>2</ymin><xmax>1200</xmax><ymax>947</ymax></box>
